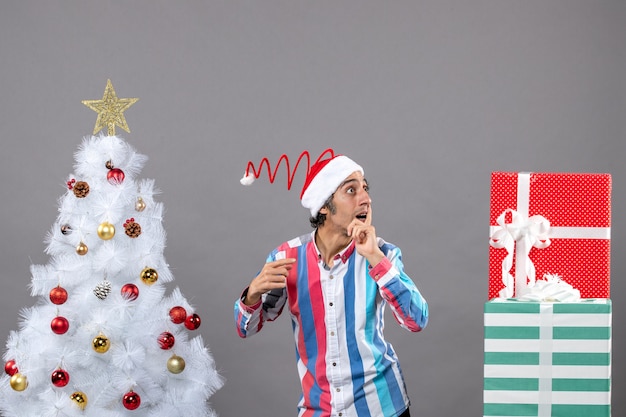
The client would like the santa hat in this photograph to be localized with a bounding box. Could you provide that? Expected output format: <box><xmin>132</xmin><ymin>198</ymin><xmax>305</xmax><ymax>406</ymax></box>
<box><xmin>240</xmin><ymin>149</ymin><xmax>363</xmax><ymax>216</ymax></box>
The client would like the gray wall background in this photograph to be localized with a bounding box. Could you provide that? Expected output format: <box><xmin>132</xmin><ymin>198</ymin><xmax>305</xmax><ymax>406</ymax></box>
<box><xmin>1</xmin><ymin>2</ymin><xmax>624</xmax><ymax>416</ymax></box>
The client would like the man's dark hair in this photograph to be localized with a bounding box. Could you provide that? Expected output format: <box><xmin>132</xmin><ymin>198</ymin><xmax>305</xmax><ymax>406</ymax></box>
<box><xmin>309</xmin><ymin>194</ymin><xmax>336</xmax><ymax>228</ymax></box>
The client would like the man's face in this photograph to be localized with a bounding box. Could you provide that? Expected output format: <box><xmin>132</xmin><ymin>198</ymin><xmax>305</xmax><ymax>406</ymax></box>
<box><xmin>320</xmin><ymin>171</ymin><xmax>371</xmax><ymax>234</ymax></box>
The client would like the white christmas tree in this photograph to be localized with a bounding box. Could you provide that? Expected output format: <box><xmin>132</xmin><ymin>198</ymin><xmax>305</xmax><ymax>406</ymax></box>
<box><xmin>0</xmin><ymin>80</ymin><xmax>223</xmax><ymax>416</ymax></box>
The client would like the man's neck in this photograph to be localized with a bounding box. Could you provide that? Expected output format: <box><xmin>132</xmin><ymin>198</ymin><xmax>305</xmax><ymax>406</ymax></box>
<box><xmin>315</xmin><ymin>226</ymin><xmax>351</xmax><ymax>267</ymax></box>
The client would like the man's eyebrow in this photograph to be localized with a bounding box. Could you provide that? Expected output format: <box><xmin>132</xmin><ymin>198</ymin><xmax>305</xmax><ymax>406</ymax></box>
<box><xmin>338</xmin><ymin>178</ymin><xmax>358</xmax><ymax>188</ymax></box>
<box><xmin>338</xmin><ymin>177</ymin><xmax>368</xmax><ymax>189</ymax></box>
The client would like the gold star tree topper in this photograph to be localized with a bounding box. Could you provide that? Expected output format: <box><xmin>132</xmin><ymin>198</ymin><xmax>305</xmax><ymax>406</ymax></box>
<box><xmin>82</xmin><ymin>79</ymin><xmax>139</xmax><ymax>136</ymax></box>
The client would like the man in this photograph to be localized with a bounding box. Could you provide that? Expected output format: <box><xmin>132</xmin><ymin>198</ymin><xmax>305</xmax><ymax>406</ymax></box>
<box><xmin>235</xmin><ymin>150</ymin><xmax>429</xmax><ymax>417</ymax></box>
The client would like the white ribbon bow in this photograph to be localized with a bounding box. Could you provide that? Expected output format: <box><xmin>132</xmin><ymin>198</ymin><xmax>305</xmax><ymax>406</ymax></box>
<box><xmin>490</xmin><ymin>209</ymin><xmax>551</xmax><ymax>298</ymax></box>
<box><xmin>517</xmin><ymin>273</ymin><xmax>581</xmax><ymax>302</ymax></box>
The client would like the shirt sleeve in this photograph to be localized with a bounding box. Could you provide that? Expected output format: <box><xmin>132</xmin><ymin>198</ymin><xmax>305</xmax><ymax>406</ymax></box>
<box><xmin>234</xmin><ymin>253</ymin><xmax>288</xmax><ymax>338</ymax></box>
<box><xmin>369</xmin><ymin>242</ymin><xmax>429</xmax><ymax>332</ymax></box>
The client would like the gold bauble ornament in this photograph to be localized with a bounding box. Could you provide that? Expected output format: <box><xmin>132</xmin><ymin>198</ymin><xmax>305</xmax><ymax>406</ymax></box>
<box><xmin>140</xmin><ymin>267</ymin><xmax>158</xmax><ymax>285</ymax></box>
<box><xmin>167</xmin><ymin>354</ymin><xmax>186</xmax><ymax>374</ymax></box>
<box><xmin>76</xmin><ymin>241</ymin><xmax>88</xmax><ymax>256</ymax></box>
<box><xmin>92</xmin><ymin>334</ymin><xmax>110</xmax><ymax>353</ymax></box>
<box><xmin>9</xmin><ymin>373</ymin><xmax>28</xmax><ymax>391</ymax></box>
<box><xmin>97</xmin><ymin>222</ymin><xmax>115</xmax><ymax>240</ymax></box>
<box><xmin>135</xmin><ymin>197</ymin><xmax>146</xmax><ymax>212</ymax></box>
<box><xmin>70</xmin><ymin>391</ymin><xmax>88</xmax><ymax>410</ymax></box>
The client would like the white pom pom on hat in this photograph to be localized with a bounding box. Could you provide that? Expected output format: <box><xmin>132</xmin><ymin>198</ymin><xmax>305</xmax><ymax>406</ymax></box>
<box><xmin>240</xmin><ymin>149</ymin><xmax>363</xmax><ymax>216</ymax></box>
<box><xmin>239</xmin><ymin>173</ymin><xmax>256</xmax><ymax>186</ymax></box>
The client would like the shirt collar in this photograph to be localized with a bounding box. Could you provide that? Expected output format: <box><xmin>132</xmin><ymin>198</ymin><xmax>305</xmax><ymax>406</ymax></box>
<box><xmin>311</xmin><ymin>231</ymin><xmax>356</xmax><ymax>265</ymax></box>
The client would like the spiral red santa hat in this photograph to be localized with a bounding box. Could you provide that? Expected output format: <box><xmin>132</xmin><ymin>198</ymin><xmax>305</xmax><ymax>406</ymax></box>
<box><xmin>240</xmin><ymin>148</ymin><xmax>363</xmax><ymax>216</ymax></box>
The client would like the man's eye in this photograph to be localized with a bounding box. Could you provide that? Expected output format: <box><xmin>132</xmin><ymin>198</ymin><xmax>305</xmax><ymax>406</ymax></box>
<box><xmin>346</xmin><ymin>187</ymin><xmax>355</xmax><ymax>194</ymax></box>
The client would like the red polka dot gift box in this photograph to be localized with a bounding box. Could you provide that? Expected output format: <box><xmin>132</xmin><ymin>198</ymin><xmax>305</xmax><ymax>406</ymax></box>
<box><xmin>488</xmin><ymin>172</ymin><xmax>611</xmax><ymax>299</ymax></box>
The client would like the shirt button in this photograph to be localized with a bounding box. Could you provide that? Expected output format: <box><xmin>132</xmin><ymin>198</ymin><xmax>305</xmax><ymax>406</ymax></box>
<box><xmin>329</xmin><ymin>275</ymin><xmax>334</xmax><ymax>280</ymax></box>
<box><xmin>332</xmin><ymin>362</ymin><xmax>337</xmax><ymax>366</ymax></box>
<box><xmin>330</xmin><ymin>331</ymin><xmax>335</xmax><ymax>336</ymax></box>
<box><xmin>329</xmin><ymin>302</ymin><xmax>334</xmax><ymax>307</ymax></box>
<box><xmin>336</xmin><ymin>387</ymin><xmax>341</xmax><ymax>392</ymax></box>
<box><xmin>339</xmin><ymin>413</ymin><xmax>343</xmax><ymax>416</ymax></box>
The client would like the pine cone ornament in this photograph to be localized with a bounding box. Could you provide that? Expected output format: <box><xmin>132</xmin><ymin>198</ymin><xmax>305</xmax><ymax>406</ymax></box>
<box><xmin>124</xmin><ymin>218</ymin><xmax>142</xmax><ymax>238</ymax></box>
<box><xmin>93</xmin><ymin>280</ymin><xmax>112</xmax><ymax>300</ymax></box>
<box><xmin>73</xmin><ymin>181</ymin><xmax>90</xmax><ymax>198</ymax></box>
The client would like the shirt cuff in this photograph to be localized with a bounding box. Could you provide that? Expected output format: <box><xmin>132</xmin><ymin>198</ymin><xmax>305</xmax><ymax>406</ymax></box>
<box><xmin>240</xmin><ymin>287</ymin><xmax>262</xmax><ymax>313</ymax></box>
<box><xmin>369</xmin><ymin>257</ymin><xmax>392</xmax><ymax>282</ymax></box>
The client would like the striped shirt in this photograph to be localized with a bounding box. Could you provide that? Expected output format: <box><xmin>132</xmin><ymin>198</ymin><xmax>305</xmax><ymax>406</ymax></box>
<box><xmin>234</xmin><ymin>231</ymin><xmax>429</xmax><ymax>417</ymax></box>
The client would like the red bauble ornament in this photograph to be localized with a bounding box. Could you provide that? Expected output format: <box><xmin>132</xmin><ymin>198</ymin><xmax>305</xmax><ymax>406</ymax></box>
<box><xmin>122</xmin><ymin>390</ymin><xmax>141</xmax><ymax>410</ymax></box>
<box><xmin>4</xmin><ymin>359</ymin><xmax>18</xmax><ymax>376</ymax></box>
<box><xmin>121</xmin><ymin>283</ymin><xmax>139</xmax><ymax>301</ymax></box>
<box><xmin>184</xmin><ymin>313</ymin><xmax>201</xmax><ymax>330</ymax></box>
<box><xmin>49</xmin><ymin>286</ymin><xmax>68</xmax><ymax>305</ymax></box>
<box><xmin>51</xmin><ymin>368</ymin><xmax>70</xmax><ymax>387</ymax></box>
<box><xmin>157</xmin><ymin>332</ymin><xmax>175</xmax><ymax>350</ymax></box>
<box><xmin>107</xmin><ymin>168</ymin><xmax>125</xmax><ymax>185</ymax></box>
<box><xmin>169</xmin><ymin>306</ymin><xmax>187</xmax><ymax>324</ymax></box>
<box><xmin>51</xmin><ymin>316</ymin><xmax>69</xmax><ymax>335</ymax></box>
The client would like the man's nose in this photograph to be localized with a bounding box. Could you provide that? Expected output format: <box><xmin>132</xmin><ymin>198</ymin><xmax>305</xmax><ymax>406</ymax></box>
<box><xmin>358</xmin><ymin>188</ymin><xmax>371</xmax><ymax>204</ymax></box>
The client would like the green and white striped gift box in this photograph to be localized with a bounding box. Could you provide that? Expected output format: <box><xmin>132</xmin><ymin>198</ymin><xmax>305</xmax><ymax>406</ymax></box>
<box><xmin>483</xmin><ymin>299</ymin><xmax>611</xmax><ymax>417</ymax></box>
